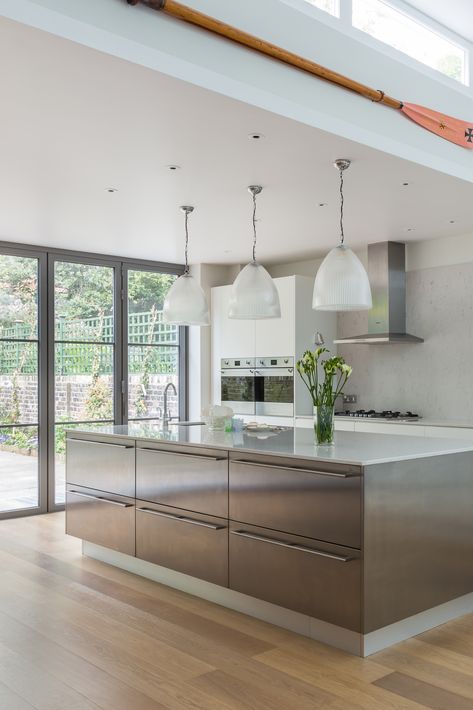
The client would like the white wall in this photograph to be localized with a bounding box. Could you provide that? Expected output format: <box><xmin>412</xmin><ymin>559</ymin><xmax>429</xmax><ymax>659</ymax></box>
<box><xmin>2</xmin><ymin>0</ymin><xmax>473</xmax><ymax>183</ymax></box>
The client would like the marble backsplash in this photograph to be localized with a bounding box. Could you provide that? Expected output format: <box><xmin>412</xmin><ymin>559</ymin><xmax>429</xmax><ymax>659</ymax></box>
<box><xmin>336</xmin><ymin>261</ymin><xmax>473</xmax><ymax>420</ymax></box>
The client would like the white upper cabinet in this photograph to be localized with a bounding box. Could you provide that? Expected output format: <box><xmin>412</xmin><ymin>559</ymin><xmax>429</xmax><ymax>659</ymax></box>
<box><xmin>211</xmin><ymin>284</ymin><xmax>255</xmax><ymax>359</ymax></box>
<box><xmin>255</xmin><ymin>277</ymin><xmax>295</xmax><ymax>358</ymax></box>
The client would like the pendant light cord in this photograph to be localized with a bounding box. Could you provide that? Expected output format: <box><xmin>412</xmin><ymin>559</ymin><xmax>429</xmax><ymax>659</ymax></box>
<box><xmin>252</xmin><ymin>190</ymin><xmax>258</xmax><ymax>262</ymax></box>
<box><xmin>339</xmin><ymin>167</ymin><xmax>345</xmax><ymax>246</ymax></box>
<box><xmin>184</xmin><ymin>209</ymin><xmax>190</xmax><ymax>274</ymax></box>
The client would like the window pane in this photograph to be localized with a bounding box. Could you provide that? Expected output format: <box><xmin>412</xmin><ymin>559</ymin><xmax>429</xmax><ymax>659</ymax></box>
<box><xmin>128</xmin><ymin>270</ymin><xmax>178</xmax><ymax>345</ymax></box>
<box><xmin>128</xmin><ymin>345</ymin><xmax>179</xmax><ymax>420</ymax></box>
<box><xmin>303</xmin><ymin>0</ymin><xmax>338</xmax><ymax>16</ymax></box>
<box><xmin>0</xmin><ymin>342</ymin><xmax>38</xmax><ymax>425</ymax></box>
<box><xmin>55</xmin><ymin>262</ymin><xmax>114</xmax><ymax>342</ymax></box>
<box><xmin>0</xmin><ymin>255</ymin><xmax>38</xmax><ymax>339</ymax></box>
<box><xmin>0</xmin><ymin>426</ymin><xmax>38</xmax><ymax>511</ymax></box>
<box><xmin>55</xmin><ymin>343</ymin><xmax>114</xmax><ymax>421</ymax></box>
<box><xmin>352</xmin><ymin>0</ymin><xmax>466</xmax><ymax>83</ymax></box>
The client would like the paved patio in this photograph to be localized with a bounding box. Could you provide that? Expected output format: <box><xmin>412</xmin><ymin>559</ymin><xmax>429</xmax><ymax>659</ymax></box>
<box><xmin>0</xmin><ymin>450</ymin><xmax>65</xmax><ymax>512</ymax></box>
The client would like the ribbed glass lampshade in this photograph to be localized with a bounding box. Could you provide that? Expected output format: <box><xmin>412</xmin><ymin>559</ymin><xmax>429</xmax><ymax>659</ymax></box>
<box><xmin>312</xmin><ymin>245</ymin><xmax>372</xmax><ymax>311</ymax></box>
<box><xmin>163</xmin><ymin>273</ymin><xmax>210</xmax><ymax>326</ymax></box>
<box><xmin>228</xmin><ymin>261</ymin><xmax>281</xmax><ymax>319</ymax></box>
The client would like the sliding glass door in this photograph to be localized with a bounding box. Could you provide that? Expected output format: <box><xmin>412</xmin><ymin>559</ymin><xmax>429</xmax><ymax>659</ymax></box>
<box><xmin>0</xmin><ymin>250</ymin><xmax>47</xmax><ymax>516</ymax></box>
<box><xmin>125</xmin><ymin>267</ymin><xmax>183</xmax><ymax>423</ymax></box>
<box><xmin>51</xmin><ymin>258</ymin><xmax>118</xmax><ymax>507</ymax></box>
<box><xmin>0</xmin><ymin>243</ymin><xmax>185</xmax><ymax>518</ymax></box>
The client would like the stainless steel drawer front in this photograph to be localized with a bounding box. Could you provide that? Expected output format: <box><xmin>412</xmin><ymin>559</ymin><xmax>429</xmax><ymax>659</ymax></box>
<box><xmin>136</xmin><ymin>501</ymin><xmax>228</xmax><ymax>586</ymax></box>
<box><xmin>66</xmin><ymin>485</ymin><xmax>135</xmax><ymax>555</ymax></box>
<box><xmin>229</xmin><ymin>523</ymin><xmax>361</xmax><ymax>631</ymax></box>
<box><xmin>66</xmin><ymin>437</ymin><xmax>135</xmax><ymax>497</ymax></box>
<box><xmin>229</xmin><ymin>457</ymin><xmax>361</xmax><ymax>549</ymax></box>
<box><xmin>136</xmin><ymin>446</ymin><xmax>228</xmax><ymax>517</ymax></box>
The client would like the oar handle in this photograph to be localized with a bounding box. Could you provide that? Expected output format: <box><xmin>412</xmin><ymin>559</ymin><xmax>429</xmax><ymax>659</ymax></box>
<box><xmin>127</xmin><ymin>0</ymin><xmax>403</xmax><ymax>110</ymax></box>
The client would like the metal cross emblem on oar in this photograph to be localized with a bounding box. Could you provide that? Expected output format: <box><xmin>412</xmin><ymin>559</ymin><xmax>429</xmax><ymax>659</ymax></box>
<box><xmin>127</xmin><ymin>0</ymin><xmax>473</xmax><ymax>151</ymax></box>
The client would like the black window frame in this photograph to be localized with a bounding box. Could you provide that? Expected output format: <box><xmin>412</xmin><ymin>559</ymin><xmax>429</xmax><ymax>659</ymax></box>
<box><xmin>0</xmin><ymin>240</ymin><xmax>186</xmax><ymax>519</ymax></box>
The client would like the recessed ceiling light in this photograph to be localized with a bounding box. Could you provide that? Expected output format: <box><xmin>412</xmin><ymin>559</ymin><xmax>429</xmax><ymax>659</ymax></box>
<box><xmin>248</xmin><ymin>132</ymin><xmax>265</xmax><ymax>140</ymax></box>
<box><xmin>166</xmin><ymin>164</ymin><xmax>181</xmax><ymax>171</ymax></box>
<box><xmin>106</xmin><ymin>187</ymin><xmax>118</xmax><ymax>193</ymax></box>
<box><xmin>402</xmin><ymin>182</ymin><xmax>409</xmax><ymax>186</ymax></box>
<box><xmin>405</xmin><ymin>227</ymin><xmax>415</xmax><ymax>232</ymax></box>
<box><xmin>449</xmin><ymin>219</ymin><xmax>456</xmax><ymax>224</ymax></box>
<box><xmin>318</xmin><ymin>202</ymin><xmax>328</xmax><ymax>207</ymax></box>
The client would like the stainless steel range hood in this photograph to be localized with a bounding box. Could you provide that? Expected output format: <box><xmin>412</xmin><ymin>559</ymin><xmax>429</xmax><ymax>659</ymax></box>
<box><xmin>334</xmin><ymin>241</ymin><xmax>423</xmax><ymax>344</ymax></box>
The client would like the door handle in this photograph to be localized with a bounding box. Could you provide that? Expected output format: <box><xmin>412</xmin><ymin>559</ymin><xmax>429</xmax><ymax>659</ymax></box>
<box><xmin>140</xmin><ymin>448</ymin><xmax>226</xmax><ymax>462</ymax></box>
<box><xmin>69</xmin><ymin>439</ymin><xmax>133</xmax><ymax>449</ymax></box>
<box><xmin>230</xmin><ymin>530</ymin><xmax>352</xmax><ymax>562</ymax></box>
<box><xmin>230</xmin><ymin>459</ymin><xmax>356</xmax><ymax>478</ymax></box>
<box><xmin>137</xmin><ymin>508</ymin><xmax>226</xmax><ymax>530</ymax></box>
<box><xmin>69</xmin><ymin>491</ymin><xmax>133</xmax><ymax>507</ymax></box>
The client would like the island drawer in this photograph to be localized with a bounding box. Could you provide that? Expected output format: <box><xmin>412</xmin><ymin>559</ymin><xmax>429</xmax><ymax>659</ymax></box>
<box><xmin>136</xmin><ymin>500</ymin><xmax>228</xmax><ymax>586</ymax></box>
<box><xmin>66</xmin><ymin>484</ymin><xmax>135</xmax><ymax>555</ymax></box>
<box><xmin>229</xmin><ymin>454</ymin><xmax>361</xmax><ymax>549</ymax></box>
<box><xmin>136</xmin><ymin>443</ymin><xmax>228</xmax><ymax>518</ymax></box>
<box><xmin>66</xmin><ymin>435</ymin><xmax>135</xmax><ymax>497</ymax></box>
<box><xmin>229</xmin><ymin>522</ymin><xmax>361</xmax><ymax>631</ymax></box>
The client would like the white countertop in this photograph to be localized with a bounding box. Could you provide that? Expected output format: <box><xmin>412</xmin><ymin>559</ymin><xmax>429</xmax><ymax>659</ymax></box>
<box><xmin>297</xmin><ymin>415</ymin><xmax>473</xmax><ymax>428</ymax></box>
<box><xmin>69</xmin><ymin>423</ymin><xmax>473</xmax><ymax>467</ymax></box>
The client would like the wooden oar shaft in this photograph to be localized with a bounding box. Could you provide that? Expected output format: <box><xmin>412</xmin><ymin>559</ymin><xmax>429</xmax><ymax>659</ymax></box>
<box><xmin>127</xmin><ymin>0</ymin><xmax>403</xmax><ymax>110</ymax></box>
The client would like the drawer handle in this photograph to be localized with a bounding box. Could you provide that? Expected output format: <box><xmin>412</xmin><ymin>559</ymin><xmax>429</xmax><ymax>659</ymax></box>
<box><xmin>69</xmin><ymin>439</ymin><xmax>133</xmax><ymax>449</ymax></box>
<box><xmin>230</xmin><ymin>530</ymin><xmax>352</xmax><ymax>562</ymax></box>
<box><xmin>137</xmin><ymin>507</ymin><xmax>226</xmax><ymax>530</ymax></box>
<box><xmin>140</xmin><ymin>448</ymin><xmax>226</xmax><ymax>463</ymax></box>
<box><xmin>69</xmin><ymin>491</ymin><xmax>133</xmax><ymax>508</ymax></box>
<box><xmin>230</xmin><ymin>459</ymin><xmax>356</xmax><ymax>478</ymax></box>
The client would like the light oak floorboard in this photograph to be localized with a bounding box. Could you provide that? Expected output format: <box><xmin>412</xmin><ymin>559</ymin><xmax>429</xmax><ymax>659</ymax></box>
<box><xmin>1</xmin><ymin>513</ymin><xmax>473</xmax><ymax>710</ymax></box>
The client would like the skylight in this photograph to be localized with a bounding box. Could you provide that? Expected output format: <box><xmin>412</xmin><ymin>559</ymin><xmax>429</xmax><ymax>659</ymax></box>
<box><xmin>352</xmin><ymin>0</ymin><xmax>468</xmax><ymax>84</ymax></box>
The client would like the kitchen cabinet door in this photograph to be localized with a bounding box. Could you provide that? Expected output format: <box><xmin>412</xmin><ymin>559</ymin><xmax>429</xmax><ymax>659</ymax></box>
<box><xmin>255</xmin><ymin>277</ymin><xmax>295</xmax><ymax>358</ymax></box>
<box><xmin>66</xmin><ymin>485</ymin><xmax>135</xmax><ymax>555</ymax></box>
<box><xmin>136</xmin><ymin>501</ymin><xmax>228</xmax><ymax>586</ymax></box>
<box><xmin>211</xmin><ymin>285</ymin><xmax>255</xmax><ymax>359</ymax></box>
<box><xmin>229</xmin><ymin>522</ymin><xmax>361</xmax><ymax>631</ymax></box>
<box><xmin>66</xmin><ymin>435</ymin><xmax>135</xmax><ymax>497</ymax></box>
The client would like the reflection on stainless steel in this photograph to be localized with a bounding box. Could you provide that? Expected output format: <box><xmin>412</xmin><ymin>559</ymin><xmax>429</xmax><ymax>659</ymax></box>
<box><xmin>136</xmin><ymin>499</ymin><xmax>228</xmax><ymax>586</ymax></box>
<box><xmin>229</xmin><ymin>453</ymin><xmax>361</xmax><ymax>549</ymax></box>
<box><xmin>136</xmin><ymin>442</ymin><xmax>228</xmax><ymax>517</ymax></box>
<box><xmin>66</xmin><ymin>435</ymin><xmax>135</xmax><ymax>497</ymax></box>
<box><xmin>66</xmin><ymin>484</ymin><xmax>135</xmax><ymax>555</ymax></box>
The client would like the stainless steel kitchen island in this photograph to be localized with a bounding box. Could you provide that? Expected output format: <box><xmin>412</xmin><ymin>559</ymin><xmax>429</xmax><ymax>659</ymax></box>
<box><xmin>65</xmin><ymin>424</ymin><xmax>473</xmax><ymax>656</ymax></box>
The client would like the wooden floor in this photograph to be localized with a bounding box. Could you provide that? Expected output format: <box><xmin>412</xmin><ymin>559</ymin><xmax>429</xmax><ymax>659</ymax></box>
<box><xmin>1</xmin><ymin>516</ymin><xmax>473</xmax><ymax>710</ymax></box>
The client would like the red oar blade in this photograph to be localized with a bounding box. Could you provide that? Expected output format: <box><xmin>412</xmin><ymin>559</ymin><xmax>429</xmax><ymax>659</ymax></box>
<box><xmin>402</xmin><ymin>102</ymin><xmax>473</xmax><ymax>149</ymax></box>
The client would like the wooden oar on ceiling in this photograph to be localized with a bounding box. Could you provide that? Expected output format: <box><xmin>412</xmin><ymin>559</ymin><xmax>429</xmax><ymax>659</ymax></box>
<box><xmin>127</xmin><ymin>0</ymin><xmax>473</xmax><ymax>150</ymax></box>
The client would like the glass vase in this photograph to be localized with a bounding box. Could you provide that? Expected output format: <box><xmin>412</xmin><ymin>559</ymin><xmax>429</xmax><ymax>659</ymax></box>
<box><xmin>313</xmin><ymin>404</ymin><xmax>335</xmax><ymax>446</ymax></box>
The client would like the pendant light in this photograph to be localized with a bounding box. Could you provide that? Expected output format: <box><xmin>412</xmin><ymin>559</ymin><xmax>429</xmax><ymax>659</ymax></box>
<box><xmin>228</xmin><ymin>186</ymin><xmax>281</xmax><ymax>319</ymax></box>
<box><xmin>312</xmin><ymin>160</ymin><xmax>372</xmax><ymax>311</ymax></box>
<box><xmin>163</xmin><ymin>206</ymin><xmax>210</xmax><ymax>326</ymax></box>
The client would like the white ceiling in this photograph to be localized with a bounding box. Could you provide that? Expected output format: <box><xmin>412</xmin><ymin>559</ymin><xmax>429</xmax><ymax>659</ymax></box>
<box><xmin>0</xmin><ymin>16</ymin><xmax>472</xmax><ymax>267</ymax></box>
<box><xmin>406</xmin><ymin>0</ymin><xmax>473</xmax><ymax>43</ymax></box>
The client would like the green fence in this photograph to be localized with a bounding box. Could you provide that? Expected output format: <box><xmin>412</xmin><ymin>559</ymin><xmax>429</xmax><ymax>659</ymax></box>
<box><xmin>0</xmin><ymin>311</ymin><xmax>179</xmax><ymax>375</ymax></box>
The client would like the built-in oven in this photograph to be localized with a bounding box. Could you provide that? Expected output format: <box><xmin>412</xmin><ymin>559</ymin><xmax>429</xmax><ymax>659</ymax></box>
<box><xmin>254</xmin><ymin>357</ymin><xmax>294</xmax><ymax>416</ymax></box>
<box><xmin>220</xmin><ymin>357</ymin><xmax>294</xmax><ymax>417</ymax></box>
<box><xmin>220</xmin><ymin>358</ymin><xmax>256</xmax><ymax>415</ymax></box>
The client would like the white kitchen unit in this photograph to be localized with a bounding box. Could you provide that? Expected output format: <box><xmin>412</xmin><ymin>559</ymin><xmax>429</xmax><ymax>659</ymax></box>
<box><xmin>211</xmin><ymin>276</ymin><xmax>337</xmax><ymax>417</ymax></box>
